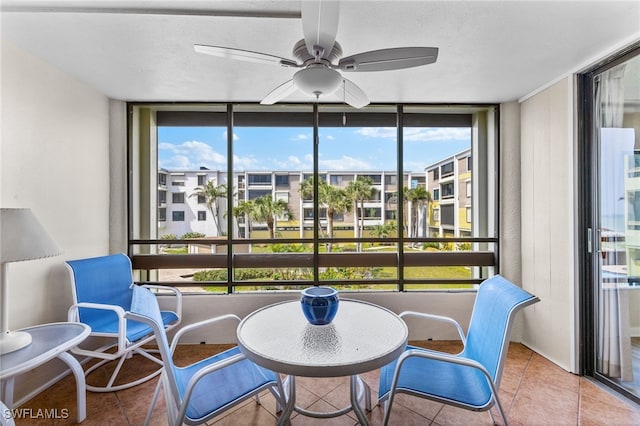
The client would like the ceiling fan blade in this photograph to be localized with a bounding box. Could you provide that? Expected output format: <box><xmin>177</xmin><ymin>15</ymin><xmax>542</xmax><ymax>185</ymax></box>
<box><xmin>301</xmin><ymin>0</ymin><xmax>339</xmax><ymax>59</ymax></box>
<box><xmin>194</xmin><ymin>44</ymin><xmax>299</xmax><ymax>67</ymax></box>
<box><xmin>260</xmin><ymin>80</ymin><xmax>299</xmax><ymax>105</ymax></box>
<box><xmin>338</xmin><ymin>47</ymin><xmax>438</xmax><ymax>72</ymax></box>
<box><xmin>341</xmin><ymin>78</ymin><xmax>369</xmax><ymax>109</ymax></box>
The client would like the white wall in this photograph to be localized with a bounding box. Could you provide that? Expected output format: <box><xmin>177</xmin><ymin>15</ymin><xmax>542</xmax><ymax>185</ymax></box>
<box><xmin>520</xmin><ymin>77</ymin><xmax>576</xmax><ymax>372</ymax></box>
<box><xmin>1</xmin><ymin>38</ymin><xmax>111</xmax><ymax>401</ymax></box>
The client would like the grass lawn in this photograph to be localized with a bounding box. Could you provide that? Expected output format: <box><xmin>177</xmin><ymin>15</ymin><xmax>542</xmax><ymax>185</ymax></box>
<box><xmin>178</xmin><ymin>243</ymin><xmax>476</xmax><ymax>292</ymax></box>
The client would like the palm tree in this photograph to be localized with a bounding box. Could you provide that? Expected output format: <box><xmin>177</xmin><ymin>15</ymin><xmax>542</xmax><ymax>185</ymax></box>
<box><xmin>231</xmin><ymin>200</ymin><xmax>253</xmax><ymax>238</ymax></box>
<box><xmin>370</xmin><ymin>221</ymin><xmax>397</xmax><ymax>241</ymax></box>
<box><xmin>322</xmin><ymin>184</ymin><xmax>351</xmax><ymax>242</ymax></box>
<box><xmin>413</xmin><ymin>186</ymin><xmax>432</xmax><ymax>238</ymax></box>
<box><xmin>347</xmin><ymin>176</ymin><xmax>374</xmax><ymax>251</ymax></box>
<box><xmin>190</xmin><ymin>181</ymin><xmax>228</xmax><ymax>236</ymax></box>
<box><xmin>403</xmin><ymin>186</ymin><xmax>431</xmax><ymax>240</ymax></box>
<box><xmin>300</xmin><ymin>177</ymin><xmax>351</xmax><ymax>251</ymax></box>
<box><xmin>249</xmin><ymin>195</ymin><xmax>292</xmax><ymax>239</ymax></box>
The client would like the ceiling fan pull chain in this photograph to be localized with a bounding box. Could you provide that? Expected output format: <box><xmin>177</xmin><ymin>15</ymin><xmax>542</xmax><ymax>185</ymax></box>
<box><xmin>343</xmin><ymin>80</ymin><xmax>347</xmax><ymax>126</ymax></box>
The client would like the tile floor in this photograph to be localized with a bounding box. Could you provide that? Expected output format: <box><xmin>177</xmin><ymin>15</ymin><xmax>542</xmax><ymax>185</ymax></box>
<box><xmin>16</xmin><ymin>341</ymin><xmax>640</xmax><ymax>425</ymax></box>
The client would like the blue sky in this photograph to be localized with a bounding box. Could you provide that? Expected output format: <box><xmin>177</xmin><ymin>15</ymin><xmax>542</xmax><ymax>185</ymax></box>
<box><xmin>158</xmin><ymin>126</ymin><xmax>470</xmax><ymax>173</ymax></box>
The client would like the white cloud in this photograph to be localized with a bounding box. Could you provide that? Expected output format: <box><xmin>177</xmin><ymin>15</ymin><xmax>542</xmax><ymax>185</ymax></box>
<box><xmin>320</xmin><ymin>155</ymin><xmax>371</xmax><ymax>171</ymax></box>
<box><xmin>403</xmin><ymin>127</ymin><xmax>471</xmax><ymax>142</ymax></box>
<box><xmin>355</xmin><ymin>127</ymin><xmax>471</xmax><ymax>142</ymax></box>
<box><xmin>355</xmin><ymin>127</ymin><xmax>396</xmax><ymax>138</ymax></box>
<box><xmin>291</xmin><ymin>134</ymin><xmax>310</xmax><ymax>141</ymax></box>
<box><xmin>288</xmin><ymin>155</ymin><xmax>302</xmax><ymax>165</ymax></box>
<box><xmin>232</xmin><ymin>154</ymin><xmax>261</xmax><ymax>171</ymax></box>
<box><xmin>159</xmin><ymin>140</ymin><xmax>226</xmax><ymax>170</ymax></box>
<box><xmin>273</xmin><ymin>154</ymin><xmax>312</xmax><ymax>170</ymax></box>
<box><xmin>222</xmin><ymin>130</ymin><xmax>239</xmax><ymax>141</ymax></box>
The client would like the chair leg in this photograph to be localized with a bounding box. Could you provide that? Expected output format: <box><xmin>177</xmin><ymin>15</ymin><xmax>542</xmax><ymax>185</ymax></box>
<box><xmin>491</xmin><ymin>396</ymin><xmax>509</xmax><ymax>426</ymax></box>
<box><xmin>143</xmin><ymin>378</ymin><xmax>163</xmax><ymax>426</ymax></box>
<box><xmin>272</xmin><ymin>375</ymin><xmax>287</xmax><ymax>413</ymax></box>
<box><xmin>105</xmin><ymin>354</ymin><xmax>129</xmax><ymax>389</ymax></box>
<box><xmin>85</xmin><ymin>349</ymin><xmax>164</xmax><ymax>392</ymax></box>
<box><xmin>381</xmin><ymin>393</ymin><xmax>394</xmax><ymax>426</ymax></box>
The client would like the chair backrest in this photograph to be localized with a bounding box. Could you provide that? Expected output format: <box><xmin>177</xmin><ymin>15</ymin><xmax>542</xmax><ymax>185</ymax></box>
<box><xmin>66</xmin><ymin>253</ymin><xmax>135</xmax><ymax>325</ymax></box>
<box><xmin>129</xmin><ymin>285</ymin><xmax>181</xmax><ymax>409</ymax></box>
<box><xmin>462</xmin><ymin>275</ymin><xmax>539</xmax><ymax>387</ymax></box>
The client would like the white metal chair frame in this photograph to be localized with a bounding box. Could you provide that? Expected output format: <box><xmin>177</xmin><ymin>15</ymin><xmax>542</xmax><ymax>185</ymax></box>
<box><xmin>378</xmin><ymin>275</ymin><xmax>539</xmax><ymax>426</ymax></box>
<box><xmin>66</xmin><ymin>254</ymin><xmax>182</xmax><ymax>392</ymax></box>
<box><xmin>126</xmin><ymin>287</ymin><xmax>286</xmax><ymax>426</ymax></box>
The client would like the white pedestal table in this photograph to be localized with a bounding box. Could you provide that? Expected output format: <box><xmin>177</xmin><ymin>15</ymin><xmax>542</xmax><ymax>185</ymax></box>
<box><xmin>237</xmin><ymin>299</ymin><xmax>408</xmax><ymax>425</ymax></box>
<box><xmin>0</xmin><ymin>322</ymin><xmax>90</xmax><ymax>423</ymax></box>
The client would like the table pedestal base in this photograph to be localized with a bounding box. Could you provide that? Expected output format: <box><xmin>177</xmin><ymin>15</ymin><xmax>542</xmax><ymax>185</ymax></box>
<box><xmin>278</xmin><ymin>375</ymin><xmax>372</xmax><ymax>426</ymax></box>
<box><xmin>1</xmin><ymin>351</ymin><xmax>87</xmax><ymax>423</ymax></box>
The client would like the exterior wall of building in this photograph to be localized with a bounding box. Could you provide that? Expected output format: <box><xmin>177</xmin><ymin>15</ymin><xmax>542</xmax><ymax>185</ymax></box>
<box><xmin>159</xmin><ymin>169</ymin><xmax>228</xmax><ymax>237</ymax></box>
<box><xmin>426</xmin><ymin>149</ymin><xmax>473</xmax><ymax>239</ymax></box>
<box><xmin>157</xmin><ymin>170</ymin><xmax>429</xmax><ymax>239</ymax></box>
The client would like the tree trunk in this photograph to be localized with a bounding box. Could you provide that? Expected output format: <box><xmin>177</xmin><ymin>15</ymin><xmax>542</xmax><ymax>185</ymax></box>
<box><xmin>353</xmin><ymin>201</ymin><xmax>360</xmax><ymax>251</ymax></box>
<box><xmin>327</xmin><ymin>209</ymin><xmax>334</xmax><ymax>252</ymax></box>
<box><xmin>267</xmin><ymin>217</ymin><xmax>275</xmax><ymax>239</ymax></box>
<box><xmin>417</xmin><ymin>203</ymin><xmax>426</xmax><ymax>238</ymax></box>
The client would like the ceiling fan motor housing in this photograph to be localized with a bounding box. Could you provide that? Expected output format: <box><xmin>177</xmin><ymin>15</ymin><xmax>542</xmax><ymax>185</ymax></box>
<box><xmin>293</xmin><ymin>65</ymin><xmax>342</xmax><ymax>97</ymax></box>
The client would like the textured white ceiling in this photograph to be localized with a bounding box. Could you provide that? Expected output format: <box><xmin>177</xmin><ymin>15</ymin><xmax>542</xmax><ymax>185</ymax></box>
<box><xmin>2</xmin><ymin>0</ymin><xmax>639</xmax><ymax>105</ymax></box>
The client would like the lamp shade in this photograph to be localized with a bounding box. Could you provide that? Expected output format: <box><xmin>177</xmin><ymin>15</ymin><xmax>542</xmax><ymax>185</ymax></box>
<box><xmin>0</xmin><ymin>208</ymin><xmax>62</xmax><ymax>354</ymax></box>
<box><xmin>1</xmin><ymin>208</ymin><xmax>62</xmax><ymax>263</ymax></box>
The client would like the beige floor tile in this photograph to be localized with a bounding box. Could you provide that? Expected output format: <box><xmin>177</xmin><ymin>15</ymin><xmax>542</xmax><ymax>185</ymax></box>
<box><xmin>508</xmin><ymin>380</ymin><xmax>579</xmax><ymax>426</ymax></box>
<box><xmin>10</xmin><ymin>342</ymin><xmax>640</xmax><ymax>426</ymax></box>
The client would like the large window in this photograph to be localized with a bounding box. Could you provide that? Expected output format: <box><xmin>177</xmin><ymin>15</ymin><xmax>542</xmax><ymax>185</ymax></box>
<box><xmin>129</xmin><ymin>104</ymin><xmax>498</xmax><ymax>293</ymax></box>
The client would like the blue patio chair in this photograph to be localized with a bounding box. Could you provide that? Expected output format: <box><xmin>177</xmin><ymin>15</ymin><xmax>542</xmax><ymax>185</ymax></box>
<box><xmin>378</xmin><ymin>275</ymin><xmax>539</xmax><ymax>426</ymax></box>
<box><xmin>126</xmin><ymin>285</ymin><xmax>286</xmax><ymax>426</ymax></box>
<box><xmin>66</xmin><ymin>253</ymin><xmax>182</xmax><ymax>392</ymax></box>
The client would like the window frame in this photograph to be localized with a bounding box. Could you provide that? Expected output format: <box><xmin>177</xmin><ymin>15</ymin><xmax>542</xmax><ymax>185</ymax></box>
<box><xmin>128</xmin><ymin>103</ymin><xmax>499</xmax><ymax>293</ymax></box>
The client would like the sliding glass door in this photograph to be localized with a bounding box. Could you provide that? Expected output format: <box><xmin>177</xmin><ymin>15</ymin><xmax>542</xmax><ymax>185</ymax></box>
<box><xmin>583</xmin><ymin>45</ymin><xmax>640</xmax><ymax>402</ymax></box>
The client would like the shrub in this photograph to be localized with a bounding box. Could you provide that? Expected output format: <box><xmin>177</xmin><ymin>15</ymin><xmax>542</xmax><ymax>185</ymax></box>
<box><xmin>181</xmin><ymin>232</ymin><xmax>205</xmax><ymax>239</ymax></box>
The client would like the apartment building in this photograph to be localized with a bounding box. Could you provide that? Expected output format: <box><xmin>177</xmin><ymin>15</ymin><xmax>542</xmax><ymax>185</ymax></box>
<box><xmin>158</xmin><ymin>169</ymin><xmax>428</xmax><ymax>239</ymax></box>
<box><xmin>426</xmin><ymin>149</ymin><xmax>473</xmax><ymax>239</ymax></box>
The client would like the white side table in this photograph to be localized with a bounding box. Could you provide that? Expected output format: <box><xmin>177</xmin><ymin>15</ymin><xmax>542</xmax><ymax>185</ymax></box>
<box><xmin>237</xmin><ymin>299</ymin><xmax>408</xmax><ymax>425</ymax></box>
<box><xmin>0</xmin><ymin>322</ymin><xmax>90</xmax><ymax>423</ymax></box>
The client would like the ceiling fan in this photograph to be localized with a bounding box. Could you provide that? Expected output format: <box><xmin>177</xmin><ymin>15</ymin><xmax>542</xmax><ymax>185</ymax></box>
<box><xmin>194</xmin><ymin>0</ymin><xmax>438</xmax><ymax>109</ymax></box>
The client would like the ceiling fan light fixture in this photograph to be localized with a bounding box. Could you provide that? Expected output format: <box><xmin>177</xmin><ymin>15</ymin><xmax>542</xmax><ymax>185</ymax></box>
<box><xmin>293</xmin><ymin>66</ymin><xmax>342</xmax><ymax>97</ymax></box>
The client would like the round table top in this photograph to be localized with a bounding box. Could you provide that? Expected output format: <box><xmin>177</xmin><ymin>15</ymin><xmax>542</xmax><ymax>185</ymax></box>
<box><xmin>237</xmin><ymin>299</ymin><xmax>408</xmax><ymax>377</ymax></box>
<box><xmin>0</xmin><ymin>322</ymin><xmax>90</xmax><ymax>378</ymax></box>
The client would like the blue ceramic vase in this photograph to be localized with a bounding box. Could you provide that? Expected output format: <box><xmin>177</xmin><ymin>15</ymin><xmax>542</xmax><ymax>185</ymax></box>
<box><xmin>300</xmin><ymin>286</ymin><xmax>339</xmax><ymax>325</ymax></box>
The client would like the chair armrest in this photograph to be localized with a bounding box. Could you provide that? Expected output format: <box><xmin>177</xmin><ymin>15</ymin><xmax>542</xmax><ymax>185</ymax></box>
<box><xmin>68</xmin><ymin>302</ymin><xmax>127</xmax><ymax>321</ymax></box>
<box><xmin>399</xmin><ymin>311</ymin><xmax>467</xmax><ymax>344</ymax></box>
<box><xmin>68</xmin><ymin>302</ymin><xmax>129</xmax><ymax>351</ymax></box>
<box><xmin>169</xmin><ymin>314</ymin><xmax>242</xmax><ymax>353</ymax></box>
<box><xmin>141</xmin><ymin>284</ymin><xmax>183</xmax><ymax>319</ymax></box>
<box><xmin>398</xmin><ymin>348</ymin><xmax>494</xmax><ymax>384</ymax></box>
